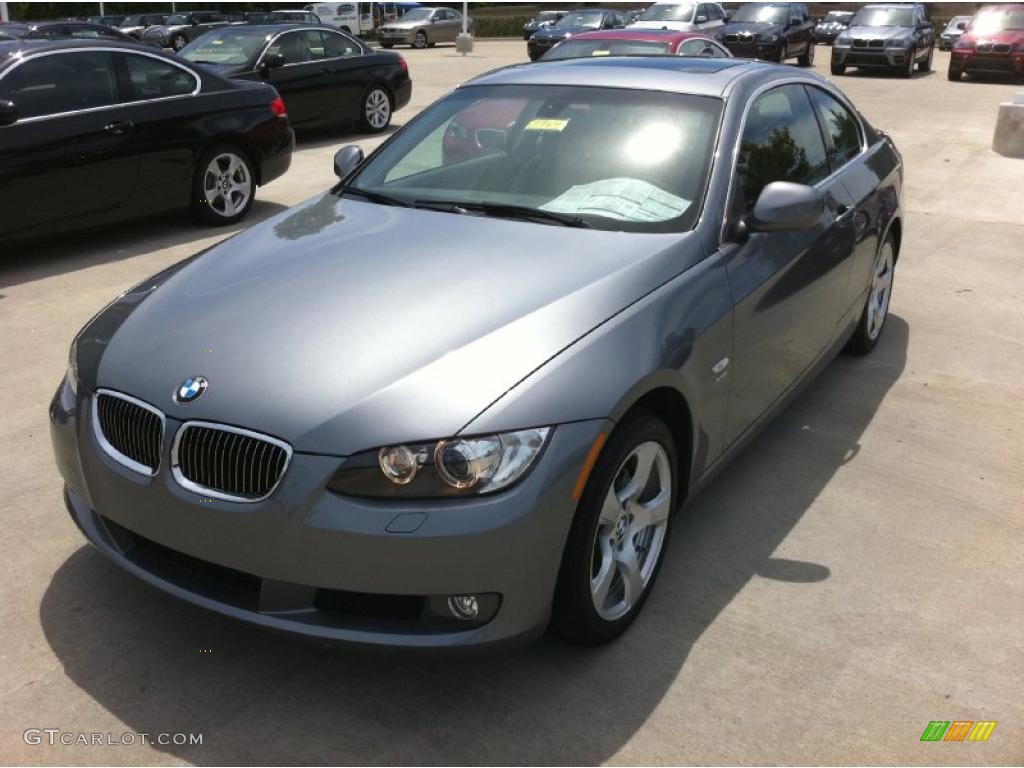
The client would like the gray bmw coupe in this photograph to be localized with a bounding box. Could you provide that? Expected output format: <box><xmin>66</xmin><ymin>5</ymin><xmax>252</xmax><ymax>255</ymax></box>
<box><xmin>51</xmin><ymin>57</ymin><xmax>903</xmax><ymax>649</ymax></box>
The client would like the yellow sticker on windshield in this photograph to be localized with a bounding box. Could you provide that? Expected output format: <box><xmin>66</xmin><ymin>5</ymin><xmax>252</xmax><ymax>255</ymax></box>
<box><xmin>591</xmin><ymin>50</ymin><xmax>611</xmax><ymax>56</ymax></box>
<box><xmin>525</xmin><ymin>118</ymin><xmax>570</xmax><ymax>132</ymax></box>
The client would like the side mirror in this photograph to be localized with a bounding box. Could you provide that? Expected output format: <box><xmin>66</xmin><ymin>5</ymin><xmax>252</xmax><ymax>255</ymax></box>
<box><xmin>333</xmin><ymin>145</ymin><xmax>364</xmax><ymax>178</ymax></box>
<box><xmin>474</xmin><ymin>128</ymin><xmax>506</xmax><ymax>151</ymax></box>
<box><xmin>0</xmin><ymin>99</ymin><xmax>18</xmax><ymax>127</ymax></box>
<box><xmin>260</xmin><ymin>52</ymin><xmax>286</xmax><ymax>74</ymax></box>
<box><xmin>747</xmin><ymin>182</ymin><xmax>825</xmax><ymax>232</ymax></box>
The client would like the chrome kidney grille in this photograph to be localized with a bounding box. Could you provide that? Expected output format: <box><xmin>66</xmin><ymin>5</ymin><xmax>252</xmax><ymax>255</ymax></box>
<box><xmin>172</xmin><ymin>422</ymin><xmax>291</xmax><ymax>502</ymax></box>
<box><xmin>94</xmin><ymin>390</ymin><xmax>164</xmax><ymax>475</ymax></box>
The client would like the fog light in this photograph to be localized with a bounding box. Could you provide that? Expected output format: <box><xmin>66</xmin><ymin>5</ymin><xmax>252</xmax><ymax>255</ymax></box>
<box><xmin>447</xmin><ymin>595</ymin><xmax>479</xmax><ymax>620</ymax></box>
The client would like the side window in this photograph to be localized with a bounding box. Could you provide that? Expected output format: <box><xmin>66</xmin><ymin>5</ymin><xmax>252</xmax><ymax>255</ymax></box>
<box><xmin>324</xmin><ymin>31</ymin><xmax>361</xmax><ymax>57</ymax></box>
<box><xmin>807</xmin><ymin>87</ymin><xmax>862</xmax><ymax>169</ymax></box>
<box><xmin>69</xmin><ymin>27</ymin><xmax>103</xmax><ymax>39</ymax></box>
<box><xmin>0</xmin><ymin>51</ymin><xmax>118</xmax><ymax>119</ymax></box>
<box><xmin>268</xmin><ymin>31</ymin><xmax>324</xmax><ymax>64</ymax></box>
<box><xmin>123</xmin><ymin>55</ymin><xmax>197</xmax><ymax>100</ymax></box>
<box><xmin>31</xmin><ymin>26</ymin><xmax>67</xmax><ymax>39</ymax></box>
<box><xmin>737</xmin><ymin>84</ymin><xmax>829</xmax><ymax>209</ymax></box>
<box><xmin>709</xmin><ymin>5</ymin><xmax>723</xmax><ymax>21</ymax></box>
<box><xmin>679</xmin><ymin>39</ymin><xmax>717</xmax><ymax>56</ymax></box>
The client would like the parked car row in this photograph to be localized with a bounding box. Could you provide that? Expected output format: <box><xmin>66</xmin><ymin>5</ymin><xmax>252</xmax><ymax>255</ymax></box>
<box><xmin>0</xmin><ymin>22</ymin><xmax>412</xmax><ymax>241</ymax></box>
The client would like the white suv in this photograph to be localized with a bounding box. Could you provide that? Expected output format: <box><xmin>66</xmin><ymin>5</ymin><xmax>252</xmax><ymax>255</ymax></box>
<box><xmin>629</xmin><ymin>2</ymin><xmax>727</xmax><ymax>33</ymax></box>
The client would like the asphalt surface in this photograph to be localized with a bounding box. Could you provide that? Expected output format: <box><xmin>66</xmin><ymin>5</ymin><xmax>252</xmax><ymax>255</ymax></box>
<box><xmin>1</xmin><ymin>41</ymin><xmax>1021</xmax><ymax>766</ymax></box>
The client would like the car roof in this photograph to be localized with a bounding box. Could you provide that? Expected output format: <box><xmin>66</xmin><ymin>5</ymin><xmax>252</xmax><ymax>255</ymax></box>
<box><xmin>0</xmin><ymin>37</ymin><xmax>179</xmax><ymax>64</ymax></box>
<box><xmin>465</xmin><ymin>56</ymin><xmax>803</xmax><ymax>98</ymax></box>
<box><xmin>567</xmin><ymin>29</ymin><xmax>715</xmax><ymax>43</ymax></box>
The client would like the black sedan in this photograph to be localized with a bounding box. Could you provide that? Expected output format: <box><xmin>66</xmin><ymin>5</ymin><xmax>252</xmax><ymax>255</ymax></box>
<box><xmin>179</xmin><ymin>25</ymin><xmax>411</xmax><ymax>133</ymax></box>
<box><xmin>0</xmin><ymin>20</ymin><xmax>136</xmax><ymax>43</ymax></box>
<box><xmin>0</xmin><ymin>39</ymin><xmax>294</xmax><ymax>242</ymax></box>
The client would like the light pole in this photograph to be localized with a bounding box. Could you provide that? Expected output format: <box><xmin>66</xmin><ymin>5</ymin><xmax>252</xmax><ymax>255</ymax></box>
<box><xmin>1</xmin><ymin>1</ymin><xmax>10</xmax><ymax>22</ymax></box>
<box><xmin>455</xmin><ymin>0</ymin><xmax>473</xmax><ymax>55</ymax></box>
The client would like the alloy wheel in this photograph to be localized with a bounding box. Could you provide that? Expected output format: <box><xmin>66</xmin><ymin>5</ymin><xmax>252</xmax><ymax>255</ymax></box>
<box><xmin>867</xmin><ymin>241</ymin><xmax>894</xmax><ymax>341</ymax></box>
<box><xmin>202</xmin><ymin>152</ymin><xmax>251</xmax><ymax>219</ymax></box>
<box><xmin>364</xmin><ymin>89</ymin><xmax>391</xmax><ymax>131</ymax></box>
<box><xmin>413</xmin><ymin>30</ymin><xmax>427</xmax><ymax>49</ymax></box>
<box><xmin>172</xmin><ymin>34</ymin><xmax>186</xmax><ymax>51</ymax></box>
<box><xmin>590</xmin><ymin>441</ymin><xmax>672</xmax><ymax>621</ymax></box>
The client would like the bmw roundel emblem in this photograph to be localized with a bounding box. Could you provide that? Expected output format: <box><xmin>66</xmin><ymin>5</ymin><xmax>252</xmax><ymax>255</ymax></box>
<box><xmin>174</xmin><ymin>376</ymin><xmax>208</xmax><ymax>405</ymax></box>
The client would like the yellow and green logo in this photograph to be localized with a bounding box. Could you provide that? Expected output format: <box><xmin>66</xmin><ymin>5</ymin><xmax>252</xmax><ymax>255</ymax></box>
<box><xmin>921</xmin><ymin>721</ymin><xmax>997</xmax><ymax>742</ymax></box>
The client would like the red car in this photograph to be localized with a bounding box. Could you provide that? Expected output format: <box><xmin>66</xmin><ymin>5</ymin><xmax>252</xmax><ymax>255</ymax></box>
<box><xmin>540</xmin><ymin>28</ymin><xmax>732</xmax><ymax>61</ymax></box>
<box><xmin>949</xmin><ymin>3</ymin><xmax>1024</xmax><ymax>81</ymax></box>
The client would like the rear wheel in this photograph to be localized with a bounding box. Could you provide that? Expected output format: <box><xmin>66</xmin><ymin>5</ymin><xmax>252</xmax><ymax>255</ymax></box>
<box><xmin>412</xmin><ymin>30</ymin><xmax>427</xmax><ymax>49</ymax></box>
<box><xmin>552</xmin><ymin>411</ymin><xmax>677</xmax><ymax>645</ymax></box>
<box><xmin>191</xmin><ymin>145</ymin><xmax>254</xmax><ymax>226</ymax></box>
<box><xmin>846</xmin><ymin>234</ymin><xmax>896</xmax><ymax>355</ymax></box>
<box><xmin>798</xmin><ymin>39</ymin><xmax>814</xmax><ymax>66</ymax></box>
<box><xmin>359</xmin><ymin>86</ymin><xmax>392</xmax><ymax>133</ymax></box>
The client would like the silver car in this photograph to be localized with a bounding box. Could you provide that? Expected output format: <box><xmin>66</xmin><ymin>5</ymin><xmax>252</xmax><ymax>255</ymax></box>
<box><xmin>51</xmin><ymin>57</ymin><xmax>904</xmax><ymax>650</ymax></box>
<box><xmin>378</xmin><ymin>6</ymin><xmax>473</xmax><ymax>49</ymax></box>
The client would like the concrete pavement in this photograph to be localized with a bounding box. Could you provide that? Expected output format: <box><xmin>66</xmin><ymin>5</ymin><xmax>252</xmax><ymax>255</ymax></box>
<box><xmin>0</xmin><ymin>42</ymin><xmax>1021</xmax><ymax>765</ymax></box>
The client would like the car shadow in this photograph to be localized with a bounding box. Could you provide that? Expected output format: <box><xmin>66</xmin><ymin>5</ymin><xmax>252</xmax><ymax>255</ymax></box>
<box><xmin>39</xmin><ymin>317</ymin><xmax>909</xmax><ymax>765</ymax></box>
<box><xmin>295</xmin><ymin>123</ymin><xmax>401</xmax><ymax>151</ymax></box>
<box><xmin>0</xmin><ymin>200</ymin><xmax>289</xmax><ymax>291</ymax></box>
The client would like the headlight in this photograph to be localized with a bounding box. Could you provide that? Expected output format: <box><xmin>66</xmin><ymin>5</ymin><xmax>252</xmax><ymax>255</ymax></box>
<box><xmin>327</xmin><ymin>427</ymin><xmax>552</xmax><ymax>498</ymax></box>
<box><xmin>67</xmin><ymin>336</ymin><xmax>80</xmax><ymax>395</ymax></box>
<box><xmin>758</xmin><ymin>32</ymin><xmax>779</xmax><ymax>43</ymax></box>
<box><xmin>1015</xmin><ymin>43</ymin><xmax>1024</xmax><ymax>53</ymax></box>
<box><xmin>835</xmin><ymin>35</ymin><xmax>851</xmax><ymax>46</ymax></box>
<box><xmin>954</xmin><ymin>37</ymin><xmax>973</xmax><ymax>50</ymax></box>
<box><xmin>886</xmin><ymin>38</ymin><xmax>910</xmax><ymax>48</ymax></box>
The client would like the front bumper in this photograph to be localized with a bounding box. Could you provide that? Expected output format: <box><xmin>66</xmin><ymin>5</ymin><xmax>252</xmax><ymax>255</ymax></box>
<box><xmin>50</xmin><ymin>379</ymin><xmax>606</xmax><ymax>649</ymax></box>
<box><xmin>378</xmin><ymin>29</ymin><xmax>416</xmax><ymax>44</ymax></box>
<box><xmin>950</xmin><ymin>49</ymin><xmax>1024</xmax><ymax>76</ymax></box>
<box><xmin>832</xmin><ymin>44</ymin><xmax>911</xmax><ymax>68</ymax></box>
<box><xmin>720</xmin><ymin>37</ymin><xmax>785</xmax><ymax>60</ymax></box>
<box><xmin>527</xmin><ymin>38</ymin><xmax>559</xmax><ymax>60</ymax></box>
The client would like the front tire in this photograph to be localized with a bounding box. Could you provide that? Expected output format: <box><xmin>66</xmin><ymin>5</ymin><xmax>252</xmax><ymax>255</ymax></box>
<box><xmin>776</xmin><ymin>41</ymin><xmax>788</xmax><ymax>63</ymax></box>
<box><xmin>191</xmin><ymin>145</ymin><xmax>255</xmax><ymax>226</ymax></box>
<box><xmin>831</xmin><ymin>60</ymin><xmax>847</xmax><ymax>75</ymax></box>
<box><xmin>798</xmin><ymin>39</ymin><xmax>814</xmax><ymax>66</ymax></box>
<box><xmin>901</xmin><ymin>46</ymin><xmax>916</xmax><ymax>78</ymax></box>
<box><xmin>919</xmin><ymin>45</ymin><xmax>933</xmax><ymax>72</ymax></box>
<box><xmin>412</xmin><ymin>30</ymin><xmax>428</xmax><ymax>49</ymax></box>
<box><xmin>380</xmin><ymin>40</ymin><xmax>394</xmax><ymax>49</ymax></box>
<box><xmin>948</xmin><ymin>65</ymin><xmax>963</xmax><ymax>81</ymax></box>
<box><xmin>359</xmin><ymin>85</ymin><xmax>392</xmax><ymax>133</ymax></box>
<box><xmin>846</xmin><ymin>234</ymin><xmax>896</xmax><ymax>355</ymax></box>
<box><xmin>552</xmin><ymin>412</ymin><xmax>677</xmax><ymax>645</ymax></box>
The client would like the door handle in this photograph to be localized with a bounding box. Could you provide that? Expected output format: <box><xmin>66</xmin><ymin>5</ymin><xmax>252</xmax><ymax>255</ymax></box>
<box><xmin>104</xmin><ymin>120</ymin><xmax>134</xmax><ymax>135</ymax></box>
<box><xmin>835</xmin><ymin>204</ymin><xmax>855</xmax><ymax>223</ymax></box>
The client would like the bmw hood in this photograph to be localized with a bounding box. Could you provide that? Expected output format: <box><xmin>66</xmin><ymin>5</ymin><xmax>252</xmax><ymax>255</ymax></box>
<box><xmin>720</xmin><ymin>21</ymin><xmax>785</xmax><ymax>37</ymax></box>
<box><xmin>630</xmin><ymin>20</ymin><xmax>696</xmax><ymax>31</ymax></box>
<box><xmin>961</xmin><ymin>29</ymin><xmax>1024</xmax><ymax>46</ymax></box>
<box><xmin>80</xmin><ymin>194</ymin><xmax>700</xmax><ymax>456</ymax></box>
<box><xmin>142</xmin><ymin>24</ymin><xmax>183</xmax><ymax>37</ymax></box>
<box><xmin>533</xmin><ymin>26</ymin><xmax>592</xmax><ymax>41</ymax></box>
<box><xmin>843</xmin><ymin>25</ymin><xmax>914</xmax><ymax>41</ymax></box>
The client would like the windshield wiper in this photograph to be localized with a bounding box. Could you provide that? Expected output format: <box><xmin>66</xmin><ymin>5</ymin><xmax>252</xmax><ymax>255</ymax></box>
<box><xmin>340</xmin><ymin>186</ymin><xmax>414</xmax><ymax>208</ymax></box>
<box><xmin>416</xmin><ymin>200</ymin><xmax>591</xmax><ymax>228</ymax></box>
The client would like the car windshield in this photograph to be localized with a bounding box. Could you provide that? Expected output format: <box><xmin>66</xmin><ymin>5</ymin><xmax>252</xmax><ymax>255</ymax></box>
<box><xmin>343</xmin><ymin>84</ymin><xmax>722</xmax><ymax>233</ymax></box>
<box><xmin>536</xmin><ymin>11</ymin><xmax>563</xmax><ymax>21</ymax></box>
<box><xmin>557</xmin><ymin>11</ymin><xmax>605</xmax><ymax>29</ymax></box>
<box><xmin>120</xmin><ymin>15</ymin><xmax>144</xmax><ymax>26</ymax></box>
<box><xmin>273</xmin><ymin>12</ymin><xmax>307</xmax><ymax>20</ymax></box>
<box><xmin>850</xmin><ymin>8</ymin><xmax>914</xmax><ymax>27</ymax></box>
<box><xmin>180</xmin><ymin>30</ymin><xmax>270</xmax><ymax>65</ymax></box>
<box><xmin>730</xmin><ymin>4</ymin><xmax>789</xmax><ymax>24</ymax></box>
<box><xmin>824</xmin><ymin>12</ymin><xmax>850</xmax><ymax>22</ymax></box>
<box><xmin>971</xmin><ymin>8</ymin><xmax>1024</xmax><ymax>32</ymax></box>
<box><xmin>400</xmin><ymin>8</ymin><xmax>434</xmax><ymax>22</ymax></box>
<box><xmin>544</xmin><ymin>39</ymin><xmax>671</xmax><ymax>59</ymax></box>
<box><xmin>166</xmin><ymin>14</ymin><xmax>190</xmax><ymax>25</ymax></box>
<box><xmin>639</xmin><ymin>4</ymin><xmax>696</xmax><ymax>22</ymax></box>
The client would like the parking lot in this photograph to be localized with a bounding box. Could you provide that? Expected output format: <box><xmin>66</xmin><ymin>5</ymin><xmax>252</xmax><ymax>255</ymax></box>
<box><xmin>1</xmin><ymin>39</ymin><xmax>1022</xmax><ymax>765</ymax></box>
